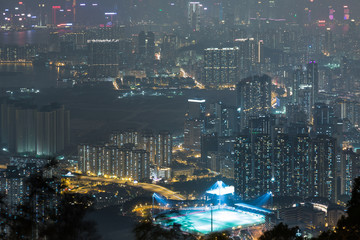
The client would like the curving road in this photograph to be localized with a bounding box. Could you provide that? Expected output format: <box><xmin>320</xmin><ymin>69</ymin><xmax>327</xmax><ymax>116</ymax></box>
<box><xmin>77</xmin><ymin>175</ymin><xmax>185</xmax><ymax>201</ymax></box>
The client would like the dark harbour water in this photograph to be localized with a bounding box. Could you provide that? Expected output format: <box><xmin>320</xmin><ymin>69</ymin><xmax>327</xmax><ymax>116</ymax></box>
<box><xmin>0</xmin><ymin>30</ymin><xmax>60</xmax><ymax>89</ymax></box>
<box><xmin>0</xmin><ymin>29</ymin><xmax>49</xmax><ymax>46</ymax></box>
<box><xmin>0</xmin><ymin>64</ymin><xmax>63</xmax><ymax>89</ymax></box>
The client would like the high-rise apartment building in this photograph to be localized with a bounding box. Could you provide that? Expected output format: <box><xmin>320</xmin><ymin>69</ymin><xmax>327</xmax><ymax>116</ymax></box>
<box><xmin>310</xmin><ymin>135</ymin><xmax>336</xmax><ymax>202</ymax></box>
<box><xmin>203</xmin><ymin>47</ymin><xmax>239</xmax><ymax>86</ymax></box>
<box><xmin>0</xmin><ymin>100</ymin><xmax>70</xmax><ymax>156</ymax></box>
<box><xmin>78</xmin><ymin>144</ymin><xmax>150</xmax><ymax>181</ymax></box>
<box><xmin>234</xmin><ymin>132</ymin><xmax>337</xmax><ymax>202</ymax></box>
<box><xmin>235</xmin><ymin>38</ymin><xmax>263</xmax><ymax>78</ymax></box>
<box><xmin>109</xmin><ymin>129</ymin><xmax>172</xmax><ymax>167</ymax></box>
<box><xmin>236</xmin><ymin>75</ymin><xmax>272</xmax><ymax>130</ymax></box>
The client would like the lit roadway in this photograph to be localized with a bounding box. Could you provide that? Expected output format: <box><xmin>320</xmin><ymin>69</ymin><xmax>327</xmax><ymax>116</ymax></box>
<box><xmin>180</xmin><ymin>68</ymin><xmax>205</xmax><ymax>89</ymax></box>
<box><xmin>78</xmin><ymin>175</ymin><xmax>185</xmax><ymax>201</ymax></box>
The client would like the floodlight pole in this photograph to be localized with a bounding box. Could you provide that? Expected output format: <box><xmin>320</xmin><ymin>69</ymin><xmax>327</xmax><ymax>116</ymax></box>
<box><xmin>152</xmin><ymin>193</ymin><xmax>155</xmax><ymax>216</ymax></box>
<box><xmin>211</xmin><ymin>205</ymin><xmax>213</xmax><ymax>232</ymax></box>
<box><xmin>219</xmin><ymin>186</ymin><xmax>221</xmax><ymax>206</ymax></box>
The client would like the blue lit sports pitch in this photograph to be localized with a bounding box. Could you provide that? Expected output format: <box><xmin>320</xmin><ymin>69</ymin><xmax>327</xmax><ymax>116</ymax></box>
<box><xmin>156</xmin><ymin>208</ymin><xmax>265</xmax><ymax>234</ymax></box>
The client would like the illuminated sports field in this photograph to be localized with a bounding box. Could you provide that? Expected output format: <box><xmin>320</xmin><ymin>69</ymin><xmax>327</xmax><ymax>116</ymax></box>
<box><xmin>156</xmin><ymin>208</ymin><xmax>266</xmax><ymax>234</ymax></box>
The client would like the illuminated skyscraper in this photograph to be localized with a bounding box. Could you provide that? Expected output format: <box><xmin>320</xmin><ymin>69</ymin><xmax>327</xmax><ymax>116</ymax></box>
<box><xmin>306</xmin><ymin>61</ymin><xmax>319</xmax><ymax>106</ymax></box>
<box><xmin>203</xmin><ymin>47</ymin><xmax>239</xmax><ymax>86</ymax></box>
<box><xmin>109</xmin><ymin>129</ymin><xmax>172</xmax><ymax>168</ymax></box>
<box><xmin>312</xmin><ymin>103</ymin><xmax>336</xmax><ymax>136</ymax></box>
<box><xmin>293</xmin><ymin>134</ymin><xmax>311</xmax><ymax>198</ymax></box>
<box><xmin>137</xmin><ymin>31</ymin><xmax>155</xmax><ymax>64</ymax></box>
<box><xmin>87</xmin><ymin>39</ymin><xmax>122</xmax><ymax>77</ymax></box>
<box><xmin>310</xmin><ymin>135</ymin><xmax>336</xmax><ymax>202</ymax></box>
<box><xmin>235</xmin><ymin>38</ymin><xmax>262</xmax><ymax>78</ymax></box>
<box><xmin>188</xmin><ymin>2</ymin><xmax>203</xmax><ymax>31</ymax></box>
<box><xmin>161</xmin><ymin>34</ymin><xmax>177</xmax><ymax>65</ymax></box>
<box><xmin>36</xmin><ymin>104</ymin><xmax>71</xmax><ymax>156</ymax></box>
<box><xmin>0</xmin><ymin>100</ymin><xmax>70</xmax><ymax>156</ymax></box>
<box><xmin>292</xmin><ymin>66</ymin><xmax>304</xmax><ymax>103</ymax></box>
<box><xmin>273</xmin><ymin>133</ymin><xmax>292</xmax><ymax>196</ymax></box>
<box><xmin>155</xmin><ymin>131</ymin><xmax>172</xmax><ymax>167</ymax></box>
<box><xmin>78</xmin><ymin>144</ymin><xmax>150</xmax><ymax>180</ymax></box>
<box><xmin>184</xmin><ymin>99</ymin><xmax>206</xmax><ymax>152</ymax></box>
<box><xmin>235</xmin><ymin>133</ymin><xmax>272</xmax><ymax>200</ymax></box>
<box><xmin>236</xmin><ymin>75</ymin><xmax>272</xmax><ymax>130</ymax></box>
<box><xmin>344</xmin><ymin>5</ymin><xmax>350</xmax><ymax>20</ymax></box>
<box><xmin>213</xmin><ymin>102</ymin><xmax>238</xmax><ymax>137</ymax></box>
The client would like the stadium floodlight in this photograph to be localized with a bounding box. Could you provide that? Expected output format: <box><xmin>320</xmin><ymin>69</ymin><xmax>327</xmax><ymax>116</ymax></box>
<box><xmin>206</xmin><ymin>181</ymin><xmax>234</xmax><ymax>196</ymax></box>
<box><xmin>188</xmin><ymin>99</ymin><xmax>205</xmax><ymax>103</ymax></box>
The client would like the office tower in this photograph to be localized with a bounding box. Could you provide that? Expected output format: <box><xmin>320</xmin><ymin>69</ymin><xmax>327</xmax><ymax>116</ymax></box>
<box><xmin>138</xmin><ymin>31</ymin><xmax>146</xmax><ymax>56</ymax></box>
<box><xmin>184</xmin><ymin>119</ymin><xmax>203</xmax><ymax>152</ymax></box>
<box><xmin>146</xmin><ymin>31</ymin><xmax>155</xmax><ymax>62</ymax></box>
<box><xmin>292</xmin><ymin>66</ymin><xmax>305</xmax><ymax>103</ymax></box>
<box><xmin>137</xmin><ymin>31</ymin><xmax>155</xmax><ymax>64</ymax></box>
<box><xmin>0</xmin><ymin>100</ymin><xmax>70</xmax><ymax>156</ymax></box>
<box><xmin>184</xmin><ymin>99</ymin><xmax>206</xmax><ymax>152</ymax></box>
<box><xmin>323</xmin><ymin>28</ymin><xmax>333</xmax><ymax>55</ymax></box>
<box><xmin>298</xmin><ymin>84</ymin><xmax>312</xmax><ymax>121</ymax></box>
<box><xmin>236</xmin><ymin>0</ymin><xmax>250</xmax><ymax>24</ymax></box>
<box><xmin>312</xmin><ymin>103</ymin><xmax>336</xmax><ymax>136</ymax></box>
<box><xmin>213</xmin><ymin>102</ymin><xmax>238</xmax><ymax>137</ymax></box>
<box><xmin>161</xmin><ymin>34</ymin><xmax>177</xmax><ymax>65</ymax></box>
<box><xmin>203</xmin><ymin>47</ymin><xmax>239</xmax><ymax>86</ymax></box>
<box><xmin>310</xmin><ymin>135</ymin><xmax>336</xmax><ymax>202</ymax></box>
<box><xmin>60</xmin><ymin>32</ymin><xmax>87</xmax><ymax>50</ymax></box>
<box><xmin>236</xmin><ymin>75</ymin><xmax>272</xmax><ymax>130</ymax></box>
<box><xmin>344</xmin><ymin>6</ymin><xmax>350</xmax><ymax>20</ymax></box>
<box><xmin>155</xmin><ymin>131</ymin><xmax>172</xmax><ymax>167</ymax></box>
<box><xmin>307</xmin><ymin>61</ymin><xmax>319</xmax><ymax>106</ymax></box>
<box><xmin>187</xmin><ymin>98</ymin><xmax>206</xmax><ymax>119</ymax></box>
<box><xmin>87</xmin><ymin>39</ymin><xmax>121</xmax><ymax>77</ymax></box>
<box><xmin>268</xmin><ymin>0</ymin><xmax>276</xmax><ymax>19</ymax></box>
<box><xmin>201</xmin><ymin>133</ymin><xmax>218</xmax><ymax>166</ymax></box>
<box><xmin>188</xmin><ymin>2</ymin><xmax>203</xmax><ymax>31</ymax></box>
<box><xmin>221</xmin><ymin>0</ymin><xmax>235</xmax><ymax>25</ymax></box>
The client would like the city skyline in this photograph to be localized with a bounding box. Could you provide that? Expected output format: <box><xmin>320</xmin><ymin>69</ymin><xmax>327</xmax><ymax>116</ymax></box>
<box><xmin>1</xmin><ymin>0</ymin><xmax>360</xmax><ymax>239</ymax></box>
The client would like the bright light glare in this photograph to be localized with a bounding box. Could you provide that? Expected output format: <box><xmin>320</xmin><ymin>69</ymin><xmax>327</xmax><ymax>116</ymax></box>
<box><xmin>206</xmin><ymin>186</ymin><xmax>234</xmax><ymax>196</ymax></box>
